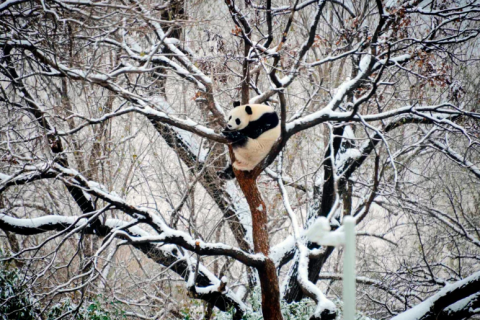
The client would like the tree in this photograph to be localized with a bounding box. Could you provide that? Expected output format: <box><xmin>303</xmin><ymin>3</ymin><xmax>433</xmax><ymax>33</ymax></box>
<box><xmin>0</xmin><ymin>0</ymin><xmax>479</xmax><ymax>319</ymax></box>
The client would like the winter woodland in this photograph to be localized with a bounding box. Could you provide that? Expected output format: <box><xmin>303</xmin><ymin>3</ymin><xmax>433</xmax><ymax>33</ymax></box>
<box><xmin>0</xmin><ymin>0</ymin><xmax>480</xmax><ymax>319</ymax></box>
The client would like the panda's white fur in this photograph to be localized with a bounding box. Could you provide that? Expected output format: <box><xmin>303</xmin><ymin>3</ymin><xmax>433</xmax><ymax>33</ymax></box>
<box><xmin>225</xmin><ymin>104</ymin><xmax>280</xmax><ymax>171</ymax></box>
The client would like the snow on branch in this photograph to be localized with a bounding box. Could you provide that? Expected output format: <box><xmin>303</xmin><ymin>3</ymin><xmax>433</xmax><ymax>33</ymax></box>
<box><xmin>114</xmin><ymin>231</ymin><xmax>264</xmax><ymax>267</ymax></box>
<box><xmin>130</xmin><ymin>0</ymin><xmax>213</xmax><ymax>88</ymax></box>
<box><xmin>0</xmin><ymin>42</ymin><xmax>227</xmax><ymax>143</ymax></box>
<box><xmin>0</xmin><ymin>0</ymin><xmax>28</xmax><ymax>11</ymax></box>
<box><xmin>249</xmin><ymin>0</ymin><xmax>328</xmax><ymax>105</ymax></box>
<box><xmin>286</xmin><ymin>94</ymin><xmax>474</xmax><ymax>138</ymax></box>
<box><xmin>298</xmin><ymin>245</ymin><xmax>337</xmax><ymax>319</ymax></box>
<box><xmin>309</xmin><ymin>41</ymin><xmax>365</xmax><ymax>68</ymax></box>
<box><xmin>55</xmin><ymin>104</ymin><xmax>227</xmax><ymax>144</ymax></box>
<box><xmin>427</xmin><ymin>138</ymin><xmax>480</xmax><ymax>179</ymax></box>
<box><xmin>3</xmin><ymin>163</ymin><xmax>263</xmax><ymax>267</ymax></box>
<box><xmin>441</xmin><ymin>292</ymin><xmax>480</xmax><ymax>320</ymax></box>
<box><xmin>269</xmin><ymin>235</ymin><xmax>296</xmax><ymax>268</ymax></box>
<box><xmin>0</xmin><ymin>212</ymin><xmax>89</xmax><ymax>235</ymax></box>
<box><xmin>286</xmin><ymin>55</ymin><xmax>373</xmax><ymax>134</ymax></box>
<box><xmin>0</xmin><ymin>167</ymin><xmax>58</xmax><ymax>194</ymax></box>
<box><xmin>275</xmin><ymin>154</ymin><xmax>337</xmax><ymax>319</ymax></box>
<box><xmin>318</xmin><ymin>273</ymin><xmax>416</xmax><ymax>307</ymax></box>
<box><xmin>127</xmin><ymin>0</ymin><xmax>228</xmax><ymax>123</ymax></box>
<box><xmin>390</xmin><ymin>270</ymin><xmax>480</xmax><ymax>320</ymax></box>
<box><xmin>0</xmin><ymin>213</ymin><xmax>247</xmax><ymax>315</ymax></box>
<box><xmin>339</xmin><ymin>113</ymin><xmax>464</xmax><ymax>183</ymax></box>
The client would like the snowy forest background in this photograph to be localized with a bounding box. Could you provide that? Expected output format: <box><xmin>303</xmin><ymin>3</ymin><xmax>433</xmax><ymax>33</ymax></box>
<box><xmin>0</xmin><ymin>0</ymin><xmax>479</xmax><ymax>319</ymax></box>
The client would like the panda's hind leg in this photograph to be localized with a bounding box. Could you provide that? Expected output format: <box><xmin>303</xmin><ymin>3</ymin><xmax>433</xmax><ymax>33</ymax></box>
<box><xmin>217</xmin><ymin>164</ymin><xmax>235</xmax><ymax>180</ymax></box>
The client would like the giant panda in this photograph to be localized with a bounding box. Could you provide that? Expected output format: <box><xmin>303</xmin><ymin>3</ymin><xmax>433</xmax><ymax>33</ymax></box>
<box><xmin>219</xmin><ymin>101</ymin><xmax>280</xmax><ymax>179</ymax></box>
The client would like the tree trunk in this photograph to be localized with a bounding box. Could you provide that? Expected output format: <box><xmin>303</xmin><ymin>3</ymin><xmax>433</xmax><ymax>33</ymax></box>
<box><xmin>284</xmin><ymin>126</ymin><xmax>345</xmax><ymax>303</ymax></box>
<box><xmin>235</xmin><ymin>171</ymin><xmax>283</xmax><ymax>320</ymax></box>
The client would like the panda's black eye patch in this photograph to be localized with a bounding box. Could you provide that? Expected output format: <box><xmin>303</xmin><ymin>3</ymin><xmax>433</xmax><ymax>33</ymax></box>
<box><xmin>229</xmin><ymin>116</ymin><xmax>232</xmax><ymax>120</ymax></box>
<box><xmin>235</xmin><ymin>118</ymin><xmax>241</xmax><ymax>125</ymax></box>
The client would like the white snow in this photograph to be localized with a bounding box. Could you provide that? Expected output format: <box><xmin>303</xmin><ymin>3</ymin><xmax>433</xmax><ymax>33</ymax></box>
<box><xmin>297</xmin><ymin>245</ymin><xmax>337</xmax><ymax>317</ymax></box>
<box><xmin>104</xmin><ymin>219</ymin><xmax>150</xmax><ymax>237</ymax></box>
<box><xmin>139</xmin><ymin>104</ymin><xmax>219</xmax><ymax>140</ymax></box>
<box><xmin>0</xmin><ymin>172</ymin><xmax>11</xmax><ymax>181</ymax></box>
<box><xmin>164</xmin><ymin>38</ymin><xmax>181</xmax><ymax>45</ymax></box>
<box><xmin>343</xmin><ymin>126</ymin><xmax>356</xmax><ymax>139</ymax></box>
<box><xmin>305</xmin><ymin>217</ymin><xmax>346</xmax><ymax>246</ymax></box>
<box><xmin>286</xmin><ymin>108</ymin><xmax>347</xmax><ymax>132</ymax></box>
<box><xmin>305</xmin><ymin>216</ymin><xmax>331</xmax><ymax>241</ymax></box>
<box><xmin>269</xmin><ymin>235</ymin><xmax>295</xmax><ymax>266</ymax></box>
<box><xmin>374</xmin><ymin>54</ymin><xmax>411</xmax><ymax>70</ymax></box>
<box><xmin>279</xmin><ymin>75</ymin><xmax>293</xmax><ymax>86</ymax></box>
<box><xmin>444</xmin><ymin>292</ymin><xmax>480</xmax><ymax>313</ymax></box>
<box><xmin>0</xmin><ymin>213</ymin><xmax>87</xmax><ymax>229</ymax></box>
<box><xmin>88</xmin><ymin>181</ymin><xmax>107</xmax><ymax>191</ymax></box>
<box><xmin>359</xmin><ymin>55</ymin><xmax>371</xmax><ymax>73</ymax></box>
<box><xmin>235</xmin><ymin>286</ymin><xmax>247</xmax><ymax>300</ymax></box>
<box><xmin>336</xmin><ymin>149</ymin><xmax>362</xmax><ymax>169</ymax></box>
<box><xmin>391</xmin><ymin>270</ymin><xmax>480</xmax><ymax>320</ymax></box>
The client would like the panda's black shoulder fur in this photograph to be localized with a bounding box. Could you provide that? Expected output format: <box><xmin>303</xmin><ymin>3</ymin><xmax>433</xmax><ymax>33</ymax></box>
<box><xmin>227</xmin><ymin>109</ymin><xmax>279</xmax><ymax>149</ymax></box>
<box><xmin>240</xmin><ymin>111</ymin><xmax>279</xmax><ymax>139</ymax></box>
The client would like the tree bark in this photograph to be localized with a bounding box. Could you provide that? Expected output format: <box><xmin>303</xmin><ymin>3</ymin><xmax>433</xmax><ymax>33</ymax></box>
<box><xmin>235</xmin><ymin>169</ymin><xmax>283</xmax><ymax>320</ymax></box>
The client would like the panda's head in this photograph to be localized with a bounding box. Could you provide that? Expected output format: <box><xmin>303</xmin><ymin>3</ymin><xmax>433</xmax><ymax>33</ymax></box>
<box><xmin>226</xmin><ymin>101</ymin><xmax>253</xmax><ymax>131</ymax></box>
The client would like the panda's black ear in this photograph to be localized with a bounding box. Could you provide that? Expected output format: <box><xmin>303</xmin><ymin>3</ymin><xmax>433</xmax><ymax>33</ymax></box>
<box><xmin>245</xmin><ymin>105</ymin><xmax>252</xmax><ymax>115</ymax></box>
<box><xmin>233</xmin><ymin>101</ymin><xmax>241</xmax><ymax>108</ymax></box>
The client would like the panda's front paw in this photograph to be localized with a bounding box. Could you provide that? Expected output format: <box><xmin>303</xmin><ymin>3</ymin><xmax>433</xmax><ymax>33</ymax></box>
<box><xmin>222</xmin><ymin>130</ymin><xmax>242</xmax><ymax>141</ymax></box>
